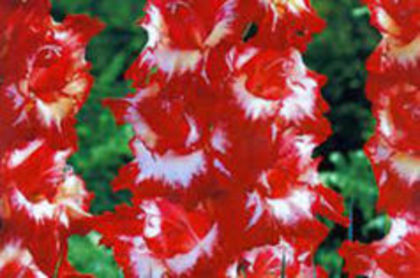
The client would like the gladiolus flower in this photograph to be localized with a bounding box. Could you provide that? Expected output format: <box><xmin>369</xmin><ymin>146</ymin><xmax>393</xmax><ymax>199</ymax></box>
<box><xmin>339</xmin><ymin>1</ymin><xmax>420</xmax><ymax>277</ymax></box>
<box><xmin>101</xmin><ymin>0</ymin><xmax>347</xmax><ymax>277</ymax></box>
<box><xmin>0</xmin><ymin>0</ymin><xmax>102</xmax><ymax>276</ymax></box>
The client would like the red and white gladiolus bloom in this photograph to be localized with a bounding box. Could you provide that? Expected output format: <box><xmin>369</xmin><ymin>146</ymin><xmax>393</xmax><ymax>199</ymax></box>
<box><xmin>98</xmin><ymin>0</ymin><xmax>348</xmax><ymax>277</ymax></box>
<box><xmin>0</xmin><ymin>0</ymin><xmax>103</xmax><ymax>276</ymax></box>
<box><xmin>339</xmin><ymin>1</ymin><xmax>420</xmax><ymax>277</ymax></box>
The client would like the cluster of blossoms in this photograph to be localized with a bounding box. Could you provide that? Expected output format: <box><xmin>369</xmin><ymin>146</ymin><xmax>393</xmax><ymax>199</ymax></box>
<box><xmin>95</xmin><ymin>0</ymin><xmax>349</xmax><ymax>277</ymax></box>
<box><xmin>339</xmin><ymin>0</ymin><xmax>420</xmax><ymax>277</ymax></box>
<box><xmin>0</xmin><ymin>0</ymin><xmax>103</xmax><ymax>276</ymax></box>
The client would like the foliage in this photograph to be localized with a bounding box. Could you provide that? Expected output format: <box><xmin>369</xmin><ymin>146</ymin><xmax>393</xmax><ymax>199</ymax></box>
<box><xmin>318</xmin><ymin>151</ymin><xmax>388</xmax><ymax>277</ymax></box>
<box><xmin>306</xmin><ymin>2</ymin><xmax>382</xmax><ymax>275</ymax></box>
<box><xmin>68</xmin><ymin>233</ymin><xmax>123</xmax><ymax>278</ymax></box>
<box><xmin>308</xmin><ymin>0</ymin><xmax>379</xmax><ymax>154</ymax></box>
<box><xmin>321</xmin><ymin>151</ymin><xmax>384</xmax><ymax>239</ymax></box>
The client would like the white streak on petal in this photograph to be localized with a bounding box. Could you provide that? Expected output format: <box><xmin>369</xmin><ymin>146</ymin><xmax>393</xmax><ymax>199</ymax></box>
<box><xmin>241</xmin><ymin>239</ymin><xmax>296</xmax><ymax>270</ymax></box>
<box><xmin>135</xmin><ymin>141</ymin><xmax>206</xmax><ymax>188</ymax></box>
<box><xmin>211</xmin><ymin>127</ymin><xmax>230</xmax><ymax>153</ymax></box>
<box><xmin>213</xmin><ymin>159</ymin><xmax>231</xmax><ymax>177</ymax></box>
<box><xmin>0</xmin><ymin>241</ymin><xmax>48</xmax><ymax>278</ymax></box>
<box><xmin>295</xmin><ymin>135</ymin><xmax>316</xmax><ymax>161</ymax></box>
<box><xmin>391</xmin><ymin>153</ymin><xmax>420</xmax><ymax>185</ymax></box>
<box><xmin>142</xmin><ymin>5</ymin><xmax>165</xmax><ymax>49</ymax></box>
<box><xmin>271</xmin><ymin>123</ymin><xmax>279</xmax><ymax>142</ymax></box>
<box><xmin>204</xmin><ymin>0</ymin><xmax>237</xmax><ymax>47</ymax></box>
<box><xmin>127</xmin><ymin>85</ymin><xmax>160</xmax><ymax>148</ymax></box>
<box><xmin>54</xmin><ymin>30</ymin><xmax>70</xmax><ymax>41</ymax></box>
<box><xmin>185</xmin><ymin>115</ymin><xmax>200</xmax><ymax>147</ymax></box>
<box><xmin>246</xmin><ymin>191</ymin><xmax>264</xmax><ymax>229</ymax></box>
<box><xmin>297</xmin><ymin>251</ymin><xmax>310</xmax><ymax>262</ymax></box>
<box><xmin>383</xmin><ymin>218</ymin><xmax>409</xmax><ymax>248</ymax></box>
<box><xmin>373</xmin><ymin>145</ymin><xmax>391</xmax><ymax>162</ymax></box>
<box><xmin>388</xmin><ymin>35</ymin><xmax>420</xmax><ymax>67</ymax></box>
<box><xmin>143</xmin><ymin>49</ymin><xmax>202</xmax><ymax>78</ymax></box>
<box><xmin>379</xmin><ymin>171</ymin><xmax>388</xmax><ymax>186</ymax></box>
<box><xmin>280</xmin><ymin>51</ymin><xmax>317</xmax><ymax>121</ymax></box>
<box><xmin>225</xmin><ymin>261</ymin><xmax>239</xmax><ymax>278</ymax></box>
<box><xmin>8</xmin><ymin>140</ymin><xmax>43</xmax><ymax>168</ymax></box>
<box><xmin>11</xmin><ymin>190</ymin><xmax>55</xmax><ymax>223</ymax></box>
<box><xmin>62</xmin><ymin>78</ymin><xmax>88</xmax><ymax>96</ymax></box>
<box><xmin>259</xmin><ymin>172</ymin><xmax>272</xmax><ymax>192</ymax></box>
<box><xmin>165</xmin><ymin>225</ymin><xmax>218</xmax><ymax>275</ymax></box>
<box><xmin>55</xmin><ymin>175</ymin><xmax>90</xmax><ymax>221</ymax></box>
<box><xmin>127</xmin><ymin>237</ymin><xmax>167</xmax><ymax>278</ymax></box>
<box><xmin>129</xmin><ymin>111</ymin><xmax>159</xmax><ymax>149</ymax></box>
<box><xmin>35</xmin><ymin>98</ymin><xmax>72</xmax><ymax>128</ymax></box>
<box><xmin>232</xmin><ymin>75</ymin><xmax>280</xmax><ymax>120</ymax></box>
<box><xmin>375</xmin><ymin>7</ymin><xmax>400</xmax><ymax>36</ymax></box>
<box><xmin>281</xmin><ymin>80</ymin><xmax>315</xmax><ymax>121</ymax></box>
<box><xmin>378</xmin><ymin>110</ymin><xmax>393</xmax><ymax>138</ymax></box>
<box><xmin>228</xmin><ymin>47</ymin><xmax>259</xmax><ymax>71</ymax></box>
<box><xmin>35</xmin><ymin>100</ymin><xmax>54</xmax><ymax>127</ymax></box>
<box><xmin>140</xmin><ymin>201</ymin><xmax>162</xmax><ymax>239</ymax></box>
<box><xmin>5</xmin><ymin>85</ymin><xmax>26</xmax><ymax>124</ymax></box>
<box><xmin>266</xmin><ymin>190</ymin><xmax>314</xmax><ymax>224</ymax></box>
<box><xmin>287</xmin><ymin>0</ymin><xmax>309</xmax><ymax>14</ymax></box>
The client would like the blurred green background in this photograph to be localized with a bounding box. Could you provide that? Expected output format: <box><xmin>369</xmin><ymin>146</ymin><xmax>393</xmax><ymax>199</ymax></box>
<box><xmin>51</xmin><ymin>0</ymin><xmax>384</xmax><ymax>277</ymax></box>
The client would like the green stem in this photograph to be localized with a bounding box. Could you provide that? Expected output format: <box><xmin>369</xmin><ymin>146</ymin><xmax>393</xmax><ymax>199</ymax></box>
<box><xmin>348</xmin><ymin>197</ymin><xmax>354</xmax><ymax>241</ymax></box>
<box><xmin>281</xmin><ymin>250</ymin><xmax>286</xmax><ymax>278</ymax></box>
